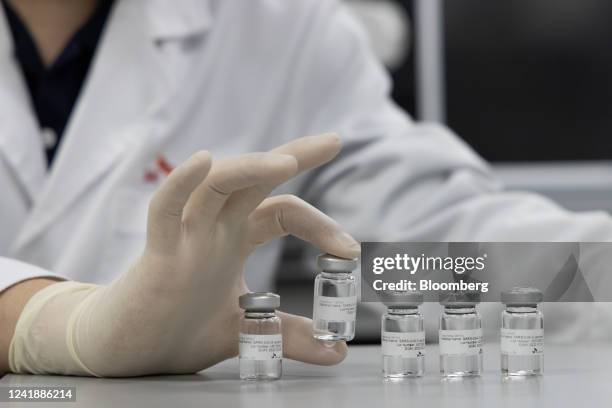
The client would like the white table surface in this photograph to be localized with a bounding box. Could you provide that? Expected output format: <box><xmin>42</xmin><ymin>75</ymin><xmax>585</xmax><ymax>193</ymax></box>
<box><xmin>2</xmin><ymin>343</ymin><xmax>611</xmax><ymax>408</ymax></box>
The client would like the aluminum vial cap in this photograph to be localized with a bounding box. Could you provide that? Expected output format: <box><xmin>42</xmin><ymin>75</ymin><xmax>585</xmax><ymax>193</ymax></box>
<box><xmin>501</xmin><ymin>287</ymin><xmax>543</xmax><ymax>306</ymax></box>
<box><xmin>239</xmin><ymin>292</ymin><xmax>280</xmax><ymax>312</ymax></box>
<box><xmin>317</xmin><ymin>253</ymin><xmax>358</xmax><ymax>273</ymax></box>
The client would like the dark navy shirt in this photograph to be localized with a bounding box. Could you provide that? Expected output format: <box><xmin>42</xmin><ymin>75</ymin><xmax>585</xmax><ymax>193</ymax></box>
<box><xmin>2</xmin><ymin>0</ymin><xmax>114</xmax><ymax>166</ymax></box>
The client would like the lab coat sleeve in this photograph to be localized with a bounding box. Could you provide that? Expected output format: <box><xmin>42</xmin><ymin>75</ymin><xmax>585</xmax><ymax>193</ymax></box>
<box><xmin>287</xmin><ymin>1</ymin><xmax>612</xmax><ymax>297</ymax></box>
<box><xmin>0</xmin><ymin>257</ymin><xmax>63</xmax><ymax>293</ymax></box>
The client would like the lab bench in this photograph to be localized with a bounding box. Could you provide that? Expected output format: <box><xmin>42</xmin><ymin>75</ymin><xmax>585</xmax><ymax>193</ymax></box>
<box><xmin>2</xmin><ymin>342</ymin><xmax>610</xmax><ymax>407</ymax></box>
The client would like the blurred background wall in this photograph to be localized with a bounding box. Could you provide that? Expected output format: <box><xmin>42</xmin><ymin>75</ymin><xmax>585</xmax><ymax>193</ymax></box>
<box><xmin>276</xmin><ymin>0</ymin><xmax>612</xmax><ymax>341</ymax></box>
<box><xmin>346</xmin><ymin>0</ymin><xmax>612</xmax><ymax>213</ymax></box>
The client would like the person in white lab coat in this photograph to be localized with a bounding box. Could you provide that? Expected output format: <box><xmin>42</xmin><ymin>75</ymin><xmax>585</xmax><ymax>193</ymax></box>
<box><xmin>1</xmin><ymin>0</ymin><xmax>611</xmax><ymax>376</ymax></box>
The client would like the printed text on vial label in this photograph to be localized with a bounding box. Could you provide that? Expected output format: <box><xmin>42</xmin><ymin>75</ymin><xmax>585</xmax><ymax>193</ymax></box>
<box><xmin>501</xmin><ymin>329</ymin><xmax>544</xmax><ymax>355</ymax></box>
<box><xmin>381</xmin><ymin>331</ymin><xmax>426</xmax><ymax>358</ymax></box>
<box><xmin>239</xmin><ymin>334</ymin><xmax>283</xmax><ymax>360</ymax></box>
<box><xmin>439</xmin><ymin>329</ymin><xmax>483</xmax><ymax>356</ymax></box>
<box><xmin>313</xmin><ymin>296</ymin><xmax>356</xmax><ymax>322</ymax></box>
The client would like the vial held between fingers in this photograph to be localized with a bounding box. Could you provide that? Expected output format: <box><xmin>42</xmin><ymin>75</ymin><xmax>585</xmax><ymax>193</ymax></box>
<box><xmin>312</xmin><ymin>253</ymin><xmax>358</xmax><ymax>341</ymax></box>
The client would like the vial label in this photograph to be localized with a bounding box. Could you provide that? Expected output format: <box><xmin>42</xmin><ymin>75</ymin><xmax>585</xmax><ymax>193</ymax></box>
<box><xmin>439</xmin><ymin>329</ymin><xmax>483</xmax><ymax>355</ymax></box>
<box><xmin>500</xmin><ymin>329</ymin><xmax>544</xmax><ymax>355</ymax></box>
<box><xmin>381</xmin><ymin>331</ymin><xmax>426</xmax><ymax>358</ymax></box>
<box><xmin>313</xmin><ymin>295</ymin><xmax>357</xmax><ymax>322</ymax></box>
<box><xmin>239</xmin><ymin>334</ymin><xmax>283</xmax><ymax>360</ymax></box>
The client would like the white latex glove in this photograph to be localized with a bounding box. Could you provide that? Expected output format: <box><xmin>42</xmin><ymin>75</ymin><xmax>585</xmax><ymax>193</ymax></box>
<box><xmin>9</xmin><ymin>133</ymin><xmax>360</xmax><ymax>377</ymax></box>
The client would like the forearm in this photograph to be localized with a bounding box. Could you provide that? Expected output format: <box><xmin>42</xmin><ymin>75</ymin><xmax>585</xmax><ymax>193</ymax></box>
<box><xmin>0</xmin><ymin>278</ymin><xmax>60</xmax><ymax>375</ymax></box>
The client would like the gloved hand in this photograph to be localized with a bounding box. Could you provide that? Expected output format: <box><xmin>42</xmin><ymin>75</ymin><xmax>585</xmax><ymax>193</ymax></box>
<box><xmin>9</xmin><ymin>133</ymin><xmax>360</xmax><ymax>377</ymax></box>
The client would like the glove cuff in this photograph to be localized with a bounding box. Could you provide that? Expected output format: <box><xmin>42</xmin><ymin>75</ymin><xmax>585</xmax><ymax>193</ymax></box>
<box><xmin>9</xmin><ymin>281</ymin><xmax>100</xmax><ymax>376</ymax></box>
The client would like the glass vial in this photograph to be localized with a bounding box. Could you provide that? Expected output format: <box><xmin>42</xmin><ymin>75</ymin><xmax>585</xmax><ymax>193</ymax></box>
<box><xmin>439</xmin><ymin>291</ymin><xmax>483</xmax><ymax>377</ymax></box>
<box><xmin>239</xmin><ymin>292</ymin><xmax>282</xmax><ymax>381</ymax></box>
<box><xmin>381</xmin><ymin>291</ymin><xmax>425</xmax><ymax>378</ymax></box>
<box><xmin>313</xmin><ymin>253</ymin><xmax>358</xmax><ymax>341</ymax></box>
<box><xmin>501</xmin><ymin>287</ymin><xmax>544</xmax><ymax>376</ymax></box>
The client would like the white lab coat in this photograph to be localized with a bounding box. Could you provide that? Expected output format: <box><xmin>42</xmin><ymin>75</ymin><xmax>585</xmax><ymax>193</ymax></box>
<box><xmin>1</xmin><ymin>0</ymin><xmax>611</xmax><ymax>341</ymax></box>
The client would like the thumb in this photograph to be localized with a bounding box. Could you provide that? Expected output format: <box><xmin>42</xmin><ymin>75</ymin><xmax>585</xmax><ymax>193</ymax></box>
<box><xmin>277</xmin><ymin>311</ymin><xmax>348</xmax><ymax>365</ymax></box>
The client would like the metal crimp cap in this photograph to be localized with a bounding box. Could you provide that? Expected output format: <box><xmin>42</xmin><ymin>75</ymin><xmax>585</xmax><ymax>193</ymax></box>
<box><xmin>501</xmin><ymin>287</ymin><xmax>543</xmax><ymax>306</ymax></box>
<box><xmin>239</xmin><ymin>292</ymin><xmax>280</xmax><ymax>311</ymax></box>
<box><xmin>317</xmin><ymin>253</ymin><xmax>358</xmax><ymax>273</ymax></box>
<box><xmin>382</xmin><ymin>290</ymin><xmax>424</xmax><ymax>308</ymax></box>
<box><xmin>439</xmin><ymin>290</ymin><xmax>481</xmax><ymax>307</ymax></box>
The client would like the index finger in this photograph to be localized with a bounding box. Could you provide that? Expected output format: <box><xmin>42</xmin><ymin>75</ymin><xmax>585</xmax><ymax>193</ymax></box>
<box><xmin>223</xmin><ymin>133</ymin><xmax>342</xmax><ymax>217</ymax></box>
<box><xmin>270</xmin><ymin>132</ymin><xmax>342</xmax><ymax>172</ymax></box>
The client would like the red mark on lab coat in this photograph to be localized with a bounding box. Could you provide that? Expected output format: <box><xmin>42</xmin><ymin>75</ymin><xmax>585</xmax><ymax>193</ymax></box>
<box><xmin>143</xmin><ymin>154</ymin><xmax>175</xmax><ymax>183</ymax></box>
<box><xmin>143</xmin><ymin>170</ymin><xmax>159</xmax><ymax>183</ymax></box>
<box><xmin>157</xmin><ymin>155</ymin><xmax>174</xmax><ymax>175</ymax></box>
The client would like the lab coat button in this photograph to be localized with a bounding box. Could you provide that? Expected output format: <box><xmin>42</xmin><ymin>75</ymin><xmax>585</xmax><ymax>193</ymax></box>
<box><xmin>41</xmin><ymin>128</ymin><xmax>58</xmax><ymax>149</ymax></box>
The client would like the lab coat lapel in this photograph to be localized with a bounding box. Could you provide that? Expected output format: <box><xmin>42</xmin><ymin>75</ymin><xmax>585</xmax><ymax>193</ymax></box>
<box><xmin>12</xmin><ymin>0</ymin><xmax>213</xmax><ymax>250</ymax></box>
<box><xmin>0</xmin><ymin>8</ymin><xmax>47</xmax><ymax>203</ymax></box>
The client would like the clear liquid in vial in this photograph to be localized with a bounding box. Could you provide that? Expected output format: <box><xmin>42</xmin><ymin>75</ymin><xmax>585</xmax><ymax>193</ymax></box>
<box><xmin>240</xmin><ymin>359</ymin><xmax>282</xmax><ymax>381</ymax></box>
<box><xmin>382</xmin><ymin>309</ymin><xmax>425</xmax><ymax>378</ymax></box>
<box><xmin>501</xmin><ymin>306</ymin><xmax>543</xmax><ymax>376</ymax></box>
<box><xmin>313</xmin><ymin>272</ymin><xmax>356</xmax><ymax>341</ymax></box>
<box><xmin>239</xmin><ymin>312</ymin><xmax>282</xmax><ymax>381</ymax></box>
<box><xmin>439</xmin><ymin>307</ymin><xmax>483</xmax><ymax>377</ymax></box>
